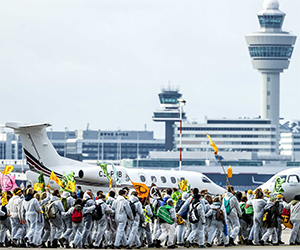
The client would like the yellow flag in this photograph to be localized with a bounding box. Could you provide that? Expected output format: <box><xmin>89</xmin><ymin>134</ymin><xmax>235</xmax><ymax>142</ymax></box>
<box><xmin>109</xmin><ymin>178</ymin><xmax>113</xmax><ymax>188</ymax></box>
<box><xmin>178</xmin><ymin>180</ymin><xmax>187</xmax><ymax>191</ymax></box>
<box><xmin>227</xmin><ymin>166</ymin><xmax>233</xmax><ymax>178</ymax></box>
<box><xmin>1</xmin><ymin>192</ymin><xmax>7</xmax><ymax>206</ymax></box>
<box><xmin>65</xmin><ymin>180</ymin><xmax>76</xmax><ymax>193</ymax></box>
<box><xmin>3</xmin><ymin>165</ymin><xmax>14</xmax><ymax>175</ymax></box>
<box><xmin>34</xmin><ymin>183</ymin><xmax>44</xmax><ymax>192</ymax></box>
<box><xmin>46</xmin><ymin>184</ymin><xmax>51</xmax><ymax>189</ymax></box>
<box><xmin>50</xmin><ymin>171</ymin><xmax>63</xmax><ymax>187</ymax></box>
<box><xmin>206</xmin><ymin>133</ymin><xmax>218</xmax><ymax>155</ymax></box>
<box><xmin>131</xmin><ymin>181</ymin><xmax>150</xmax><ymax>198</ymax></box>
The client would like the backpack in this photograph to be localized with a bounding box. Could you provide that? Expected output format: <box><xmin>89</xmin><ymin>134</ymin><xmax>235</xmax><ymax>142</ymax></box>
<box><xmin>188</xmin><ymin>202</ymin><xmax>200</xmax><ymax>224</ymax></box>
<box><xmin>45</xmin><ymin>200</ymin><xmax>58</xmax><ymax>219</ymax></box>
<box><xmin>61</xmin><ymin>197</ymin><xmax>68</xmax><ymax>211</ymax></box>
<box><xmin>224</xmin><ymin>196</ymin><xmax>233</xmax><ymax>215</ymax></box>
<box><xmin>214</xmin><ymin>208</ymin><xmax>225</xmax><ymax>221</ymax></box>
<box><xmin>156</xmin><ymin>205</ymin><xmax>174</xmax><ymax>224</ymax></box>
<box><xmin>282</xmin><ymin>208</ymin><xmax>293</xmax><ymax>229</ymax></box>
<box><xmin>129</xmin><ymin>200</ymin><xmax>138</xmax><ymax>217</ymax></box>
<box><xmin>0</xmin><ymin>206</ymin><xmax>8</xmax><ymax>221</ymax></box>
<box><xmin>82</xmin><ymin>198</ymin><xmax>91</xmax><ymax>208</ymax></box>
<box><xmin>262</xmin><ymin>207</ymin><xmax>272</xmax><ymax>223</ymax></box>
<box><xmin>71</xmin><ymin>205</ymin><xmax>83</xmax><ymax>223</ymax></box>
<box><xmin>175</xmin><ymin>199</ymin><xmax>188</xmax><ymax>219</ymax></box>
<box><xmin>92</xmin><ymin>203</ymin><xmax>103</xmax><ymax>221</ymax></box>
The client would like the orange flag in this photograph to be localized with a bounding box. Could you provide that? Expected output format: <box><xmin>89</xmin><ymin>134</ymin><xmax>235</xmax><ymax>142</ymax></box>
<box><xmin>227</xmin><ymin>166</ymin><xmax>233</xmax><ymax>178</ymax></box>
<box><xmin>206</xmin><ymin>133</ymin><xmax>218</xmax><ymax>155</ymax></box>
<box><xmin>131</xmin><ymin>181</ymin><xmax>150</xmax><ymax>198</ymax></box>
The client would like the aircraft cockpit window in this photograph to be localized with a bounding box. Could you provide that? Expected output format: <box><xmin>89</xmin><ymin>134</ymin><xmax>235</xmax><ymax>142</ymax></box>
<box><xmin>140</xmin><ymin>175</ymin><xmax>146</xmax><ymax>183</ymax></box>
<box><xmin>202</xmin><ymin>177</ymin><xmax>211</xmax><ymax>183</ymax></box>
<box><xmin>125</xmin><ymin>174</ymin><xmax>130</xmax><ymax>182</ymax></box>
<box><xmin>288</xmin><ymin>175</ymin><xmax>300</xmax><ymax>183</ymax></box>
<box><xmin>161</xmin><ymin>176</ymin><xmax>167</xmax><ymax>183</ymax></box>
<box><xmin>151</xmin><ymin>176</ymin><xmax>157</xmax><ymax>183</ymax></box>
<box><xmin>272</xmin><ymin>175</ymin><xmax>287</xmax><ymax>183</ymax></box>
<box><xmin>170</xmin><ymin>177</ymin><xmax>176</xmax><ymax>184</ymax></box>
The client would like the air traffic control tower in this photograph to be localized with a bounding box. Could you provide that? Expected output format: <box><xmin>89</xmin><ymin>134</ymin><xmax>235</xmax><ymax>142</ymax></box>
<box><xmin>153</xmin><ymin>87</ymin><xmax>186</xmax><ymax>151</ymax></box>
<box><xmin>246</xmin><ymin>0</ymin><xmax>297</xmax><ymax>154</ymax></box>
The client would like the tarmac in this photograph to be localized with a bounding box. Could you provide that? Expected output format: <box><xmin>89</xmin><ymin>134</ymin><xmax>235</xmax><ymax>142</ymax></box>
<box><xmin>5</xmin><ymin>228</ymin><xmax>298</xmax><ymax>249</ymax></box>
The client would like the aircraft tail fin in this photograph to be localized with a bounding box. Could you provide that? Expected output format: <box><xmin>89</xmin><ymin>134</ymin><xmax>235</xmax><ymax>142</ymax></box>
<box><xmin>5</xmin><ymin>122</ymin><xmax>64</xmax><ymax>171</ymax></box>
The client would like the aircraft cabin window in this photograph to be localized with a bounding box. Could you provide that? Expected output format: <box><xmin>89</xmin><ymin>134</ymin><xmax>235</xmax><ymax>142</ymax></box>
<box><xmin>140</xmin><ymin>175</ymin><xmax>146</xmax><ymax>183</ymax></box>
<box><xmin>151</xmin><ymin>176</ymin><xmax>157</xmax><ymax>183</ymax></box>
<box><xmin>202</xmin><ymin>177</ymin><xmax>211</xmax><ymax>183</ymax></box>
<box><xmin>272</xmin><ymin>175</ymin><xmax>287</xmax><ymax>183</ymax></box>
<box><xmin>288</xmin><ymin>175</ymin><xmax>300</xmax><ymax>183</ymax></box>
<box><xmin>180</xmin><ymin>177</ymin><xmax>185</xmax><ymax>182</ymax></box>
<box><xmin>170</xmin><ymin>177</ymin><xmax>176</xmax><ymax>184</ymax></box>
<box><xmin>161</xmin><ymin>176</ymin><xmax>167</xmax><ymax>183</ymax></box>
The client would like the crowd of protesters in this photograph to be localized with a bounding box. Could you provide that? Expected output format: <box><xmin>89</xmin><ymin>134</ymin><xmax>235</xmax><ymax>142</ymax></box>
<box><xmin>0</xmin><ymin>184</ymin><xmax>299</xmax><ymax>248</ymax></box>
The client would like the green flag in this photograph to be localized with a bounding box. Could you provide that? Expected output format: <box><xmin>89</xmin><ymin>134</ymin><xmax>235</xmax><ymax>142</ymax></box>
<box><xmin>38</xmin><ymin>171</ymin><xmax>45</xmax><ymax>192</ymax></box>
<box><xmin>273</xmin><ymin>176</ymin><xmax>285</xmax><ymax>194</ymax></box>
<box><xmin>112</xmin><ymin>163</ymin><xmax>121</xmax><ymax>185</ymax></box>
<box><xmin>61</xmin><ymin>171</ymin><xmax>76</xmax><ymax>193</ymax></box>
<box><xmin>97</xmin><ymin>161</ymin><xmax>110</xmax><ymax>178</ymax></box>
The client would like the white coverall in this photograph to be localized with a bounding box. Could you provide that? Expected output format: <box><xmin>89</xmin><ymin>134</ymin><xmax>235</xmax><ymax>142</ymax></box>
<box><xmin>112</xmin><ymin>195</ymin><xmax>134</xmax><ymax>247</ymax></box>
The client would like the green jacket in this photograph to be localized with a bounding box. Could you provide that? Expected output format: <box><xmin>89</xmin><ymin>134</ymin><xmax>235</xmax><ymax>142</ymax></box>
<box><xmin>157</xmin><ymin>205</ymin><xmax>175</xmax><ymax>224</ymax></box>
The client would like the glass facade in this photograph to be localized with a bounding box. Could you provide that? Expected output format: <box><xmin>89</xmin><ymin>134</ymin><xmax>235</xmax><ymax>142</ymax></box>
<box><xmin>258</xmin><ymin>15</ymin><xmax>283</xmax><ymax>28</ymax></box>
<box><xmin>153</xmin><ymin>112</ymin><xmax>180</xmax><ymax>118</ymax></box>
<box><xmin>221</xmin><ymin>161</ymin><xmax>263</xmax><ymax>167</ymax></box>
<box><xmin>182</xmin><ymin>134</ymin><xmax>275</xmax><ymax>138</ymax></box>
<box><xmin>125</xmin><ymin>159</ymin><xmax>206</xmax><ymax>168</ymax></box>
<box><xmin>207</xmin><ymin>120</ymin><xmax>271</xmax><ymax>124</ymax></box>
<box><xmin>180</xmin><ymin>127</ymin><xmax>275</xmax><ymax>131</ymax></box>
<box><xmin>159</xmin><ymin>91</ymin><xmax>181</xmax><ymax>104</ymax></box>
<box><xmin>286</xmin><ymin>162</ymin><xmax>300</xmax><ymax>167</ymax></box>
<box><xmin>249</xmin><ymin>46</ymin><xmax>293</xmax><ymax>58</ymax></box>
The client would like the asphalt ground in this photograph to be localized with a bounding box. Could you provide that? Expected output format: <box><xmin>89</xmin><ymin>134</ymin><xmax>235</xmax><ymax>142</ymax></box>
<box><xmin>4</xmin><ymin>228</ymin><xmax>297</xmax><ymax>249</ymax></box>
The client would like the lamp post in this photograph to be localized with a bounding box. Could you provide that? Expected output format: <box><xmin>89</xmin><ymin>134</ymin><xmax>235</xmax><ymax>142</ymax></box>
<box><xmin>177</xmin><ymin>98</ymin><xmax>186</xmax><ymax>171</ymax></box>
<box><xmin>64</xmin><ymin>127</ymin><xmax>68</xmax><ymax>158</ymax></box>
<box><xmin>137</xmin><ymin>131</ymin><xmax>139</xmax><ymax>168</ymax></box>
<box><xmin>97</xmin><ymin>130</ymin><xmax>100</xmax><ymax>161</ymax></box>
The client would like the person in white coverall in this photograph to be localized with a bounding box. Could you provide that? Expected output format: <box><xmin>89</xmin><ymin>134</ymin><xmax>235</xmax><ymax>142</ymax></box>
<box><xmin>205</xmin><ymin>196</ymin><xmax>229</xmax><ymax>247</ymax></box>
<box><xmin>59</xmin><ymin>191</ymin><xmax>75</xmax><ymax>247</ymax></box>
<box><xmin>61</xmin><ymin>198</ymin><xmax>96</xmax><ymax>249</ymax></box>
<box><xmin>186</xmin><ymin>194</ymin><xmax>206</xmax><ymax>248</ymax></box>
<box><xmin>48</xmin><ymin>189</ymin><xmax>65</xmax><ymax>248</ymax></box>
<box><xmin>93</xmin><ymin>195</ymin><xmax>114</xmax><ymax>248</ymax></box>
<box><xmin>81</xmin><ymin>190</ymin><xmax>96</xmax><ymax>248</ymax></box>
<box><xmin>127</xmin><ymin>191</ymin><xmax>145</xmax><ymax>248</ymax></box>
<box><xmin>112</xmin><ymin>189</ymin><xmax>134</xmax><ymax>248</ymax></box>
<box><xmin>247</xmin><ymin>189</ymin><xmax>267</xmax><ymax>245</ymax></box>
<box><xmin>21</xmin><ymin>188</ymin><xmax>41</xmax><ymax>247</ymax></box>
<box><xmin>7</xmin><ymin>188</ymin><xmax>24</xmax><ymax>247</ymax></box>
<box><xmin>222</xmin><ymin>186</ymin><xmax>242</xmax><ymax>246</ymax></box>
<box><xmin>156</xmin><ymin>199</ymin><xmax>176</xmax><ymax>248</ymax></box>
<box><xmin>284</xmin><ymin>194</ymin><xmax>300</xmax><ymax>245</ymax></box>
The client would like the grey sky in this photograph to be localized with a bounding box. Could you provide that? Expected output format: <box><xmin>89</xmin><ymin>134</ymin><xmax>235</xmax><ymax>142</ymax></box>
<box><xmin>1</xmin><ymin>0</ymin><xmax>299</xmax><ymax>138</ymax></box>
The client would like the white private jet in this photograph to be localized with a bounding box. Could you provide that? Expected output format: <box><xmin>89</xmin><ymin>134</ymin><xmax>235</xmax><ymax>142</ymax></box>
<box><xmin>5</xmin><ymin>122</ymin><xmax>225</xmax><ymax>195</ymax></box>
<box><xmin>259</xmin><ymin>167</ymin><xmax>300</xmax><ymax>202</ymax></box>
